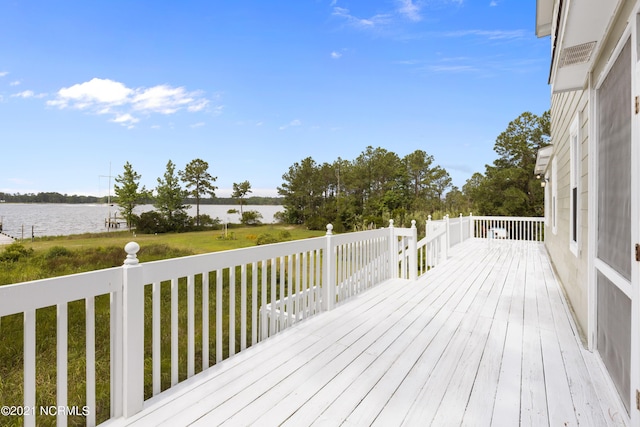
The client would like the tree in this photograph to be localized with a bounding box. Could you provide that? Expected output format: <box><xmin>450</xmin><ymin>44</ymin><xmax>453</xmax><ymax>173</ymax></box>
<box><xmin>156</xmin><ymin>160</ymin><xmax>189</xmax><ymax>230</ymax></box>
<box><xmin>278</xmin><ymin>157</ymin><xmax>325</xmax><ymax>227</ymax></box>
<box><xmin>179</xmin><ymin>159</ymin><xmax>217</xmax><ymax>226</ymax></box>
<box><xmin>403</xmin><ymin>150</ymin><xmax>438</xmax><ymax>211</ymax></box>
<box><xmin>429</xmin><ymin>166</ymin><xmax>452</xmax><ymax>213</ymax></box>
<box><xmin>231</xmin><ymin>181</ymin><xmax>252</xmax><ymax>214</ymax></box>
<box><xmin>465</xmin><ymin>111</ymin><xmax>550</xmax><ymax>216</ymax></box>
<box><xmin>114</xmin><ymin>162</ymin><xmax>149</xmax><ymax>230</ymax></box>
<box><xmin>240</xmin><ymin>210</ymin><xmax>262</xmax><ymax>225</ymax></box>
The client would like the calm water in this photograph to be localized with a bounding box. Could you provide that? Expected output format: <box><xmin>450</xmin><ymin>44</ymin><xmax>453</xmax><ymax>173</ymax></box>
<box><xmin>0</xmin><ymin>203</ymin><xmax>284</xmax><ymax>238</ymax></box>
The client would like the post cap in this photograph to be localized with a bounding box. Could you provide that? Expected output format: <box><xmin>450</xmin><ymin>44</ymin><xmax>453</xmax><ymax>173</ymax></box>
<box><xmin>124</xmin><ymin>242</ymin><xmax>140</xmax><ymax>265</ymax></box>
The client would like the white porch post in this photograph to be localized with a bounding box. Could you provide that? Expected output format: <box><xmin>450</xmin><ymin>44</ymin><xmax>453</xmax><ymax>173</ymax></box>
<box><xmin>389</xmin><ymin>220</ymin><xmax>397</xmax><ymax>278</ymax></box>
<box><xmin>323</xmin><ymin>224</ymin><xmax>335</xmax><ymax>311</ymax></box>
<box><xmin>469</xmin><ymin>212</ymin><xmax>473</xmax><ymax>238</ymax></box>
<box><xmin>409</xmin><ymin>220</ymin><xmax>418</xmax><ymax>280</ymax></box>
<box><xmin>459</xmin><ymin>213</ymin><xmax>463</xmax><ymax>242</ymax></box>
<box><xmin>444</xmin><ymin>215</ymin><xmax>450</xmax><ymax>258</ymax></box>
<box><xmin>122</xmin><ymin>242</ymin><xmax>144</xmax><ymax>418</ymax></box>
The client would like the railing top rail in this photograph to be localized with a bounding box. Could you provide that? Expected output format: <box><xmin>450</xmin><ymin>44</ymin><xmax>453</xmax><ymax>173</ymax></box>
<box><xmin>330</xmin><ymin>227</ymin><xmax>388</xmax><ymax>244</ymax></box>
<box><xmin>0</xmin><ymin>267</ymin><xmax>122</xmax><ymax>317</ymax></box>
<box><xmin>472</xmin><ymin>215</ymin><xmax>544</xmax><ymax>221</ymax></box>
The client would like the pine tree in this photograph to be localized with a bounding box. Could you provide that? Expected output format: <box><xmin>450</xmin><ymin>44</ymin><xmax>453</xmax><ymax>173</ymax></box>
<box><xmin>179</xmin><ymin>159</ymin><xmax>217</xmax><ymax>226</ymax></box>
<box><xmin>155</xmin><ymin>160</ymin><xmax>189</xmax><ymax>230</ymax></box>
<box><xmin>231</xmin><ymin>181</ymin><xmax>252</xmax><ymax>214</ymax></box>
<box><xmin>114</xmin><ymin>162</ymin><xmax>149</xmax><ymax>230</ymax></box>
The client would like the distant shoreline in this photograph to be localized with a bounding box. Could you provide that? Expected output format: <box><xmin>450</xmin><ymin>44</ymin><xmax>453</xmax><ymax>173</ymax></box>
<box><xmin>0</xmin><ymin>193</ymin><xmax>283</xmax><ymax>206</ymax></box>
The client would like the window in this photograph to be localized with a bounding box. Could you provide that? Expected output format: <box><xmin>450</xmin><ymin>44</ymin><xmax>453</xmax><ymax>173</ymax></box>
<box><xmin>569</xmin><ymin>115</ymin><xmax>580</xmax><ymax>255</ymax></box>
<box><xmin>544</xmin><ymin>173</ymin><xmax>550</xmax><ymax>226</ymax></box>
<box><xmin>552</xmin><ymin>157</ymin><xmax>557</xmax><ymax>235</ymax></box>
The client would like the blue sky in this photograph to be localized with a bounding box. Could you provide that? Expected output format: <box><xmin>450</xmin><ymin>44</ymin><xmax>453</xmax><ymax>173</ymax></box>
<box><xmin>0</xmin><ymin>0</ymin><xmax>550</xmax><ymax>198</ymax></box>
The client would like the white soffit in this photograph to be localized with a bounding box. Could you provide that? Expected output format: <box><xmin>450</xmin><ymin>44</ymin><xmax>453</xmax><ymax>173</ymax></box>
<box><xmin>551</xmin><ymin>0</ymin><xmax>622</xmax><ymax>93</ymax></box>
<box><xmin>536</xmin><ymin>0</ymin><xmax>553</xmax><ymax>37</ymax></box>
<box><xmin>535</xmin><ymin>145</ymin><xmax>553</xmax><ymax>175</ymax></box>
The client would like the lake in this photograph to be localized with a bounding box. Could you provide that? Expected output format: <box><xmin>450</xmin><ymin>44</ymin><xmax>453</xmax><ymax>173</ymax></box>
<box><xmin>0</xmin><ymin>203</ymin><xmax>284</xmax><ymax>238</ymax></box>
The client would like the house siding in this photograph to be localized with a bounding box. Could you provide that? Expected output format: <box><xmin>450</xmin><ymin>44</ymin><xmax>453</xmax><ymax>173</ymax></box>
<box><xmin>547</xmin><ymin>89</ymin><xmax>590</xmax><ymax>339</ymax></box>
<box><xmin>545</xmin><ymin>0</ymin><xmax>632</xmax><ymax>344</ymax></box>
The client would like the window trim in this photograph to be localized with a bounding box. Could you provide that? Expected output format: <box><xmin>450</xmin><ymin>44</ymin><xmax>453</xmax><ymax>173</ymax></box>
<box><xmin>552</xmin><ymin>156</ymin><xmax>558</xmax><ymax>235</ymax></box>
<box><xmin>569</xmin><ymin>114</ymin><xmax>580</xmax><ymax>256</ymax></box>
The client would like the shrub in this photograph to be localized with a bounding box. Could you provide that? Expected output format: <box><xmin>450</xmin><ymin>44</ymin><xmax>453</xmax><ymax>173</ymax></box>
<box><xmin>196</xmin><ymin>214</ymin><xmax>221</xmax><ymax>228</ymax></box>
<box><xmin>241</xmin><ymin>210</ymin><xmax>263</xmax><ymax>225</ymax></box>
<box><xmin>0</xmin><ymin>243</ymin><xmax>34</xmax><ymax>262</ymax></box>
<box><xmin>136</xmin><ymin>211</ymin><xmax>168</xmax><ymax>234</ymax></box>
<box><xmin>278</xmin><ymin>230</ymin><xmax>292</xmax><ymax>240</ymax></box>
<box><xmin>45</xmin><ymin>246</ymin><xmax>73</xmax><ymax>259</ymax></box>
<box><xmin>256</xmin><ymin>233</ymin><xmax>279</xmax><ymax>245</ymax></box>
<box><xmin>273</xmin><ymin>211</ymin><xmax>286</xmax><ymax>224</ymax></box>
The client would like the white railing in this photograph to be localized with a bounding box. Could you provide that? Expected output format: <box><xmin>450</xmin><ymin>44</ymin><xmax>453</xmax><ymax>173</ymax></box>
<box><xmin>418</xmin><ymin>214</ymin><xmax>545</xmax><ymax>271</ymax></box>
<box><xmin>471</xmin><ymin>215</ymin><xmax>544</xmax><ymax>242</ymax></box>
<box><xmin>0</xmin><ymin>222</ymin><xmax>419</xmax><ymax>426</ymax></box>
<box><xmin>0</xmin><ymin>215</ymin><xmax>543</xmax><ymax>426</ymax></box>
<box><xmin>419</xmin><ymin>216</ymin><xmax>449</xmax><ymax>271</ymax></box>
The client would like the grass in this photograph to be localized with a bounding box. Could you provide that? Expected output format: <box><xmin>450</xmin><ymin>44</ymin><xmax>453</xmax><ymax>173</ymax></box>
<box><xmin>0</xmin><ymin>224</ymin><xmax>325</xmax><ymax>426</ymax></box>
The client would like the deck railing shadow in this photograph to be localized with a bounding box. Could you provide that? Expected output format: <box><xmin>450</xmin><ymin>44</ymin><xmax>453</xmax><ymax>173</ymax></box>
<box><xmin>0</xmin><ymin>214</ymin><xmax>542</xmax><ymax>426</ymax></box>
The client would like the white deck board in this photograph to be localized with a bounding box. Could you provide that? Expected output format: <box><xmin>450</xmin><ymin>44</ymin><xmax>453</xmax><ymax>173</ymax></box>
<box><xmin>107</xmin><ymin>239</ymin><xmax>626</xmax><ymax>427</ymax></box>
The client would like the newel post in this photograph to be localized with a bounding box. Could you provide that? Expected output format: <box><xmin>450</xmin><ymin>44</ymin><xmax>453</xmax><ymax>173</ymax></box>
<box><xmin>388</xmin><ymin>219</ymin><xmax>397</xmax><ymax>279</ymax></box>
<box><xmin>444</xmin><ymin>215</ymin><xmax>450</xmax><ymax>259</ymax></box>
<box><xmin>426</xmin><ymin>215</ymin><xmax>432</xmax><ymax>237</ymax></box>
<box><xmin>122</xmin><ymin>242</ymin><xmax>144</xmax><ymax>417</ymax></box>
<box><xmin>409</xmin><ymin>220</ymin><xmax>418</xmax><ymax>280</ymax></box>
<box><xmin>459</xmin><ymin>213</ymin><xmax>464</xmax><ymax>242</ymax></box>
<box><xmin>323</xmin><ymin>224</ymin><xmax>335</xmax><ymax>311</ymax></box>
<box><xmin>469</xmin><ymin>212</ymin><xmax>474</xmax><ymax>238</ymax></box>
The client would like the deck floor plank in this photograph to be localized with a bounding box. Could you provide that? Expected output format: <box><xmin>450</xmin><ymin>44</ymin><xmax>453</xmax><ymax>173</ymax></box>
<box><xmin>106</xmin><ymin>239</ymin><xmax>625</xmax><ymax>427</ymax></box>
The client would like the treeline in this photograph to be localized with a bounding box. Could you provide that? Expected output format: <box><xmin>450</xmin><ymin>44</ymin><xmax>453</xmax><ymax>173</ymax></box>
<box><xmin>0</xmin><ymin>192</ymin><xmax>108</xmax><ymax>204</ymax></box>
<box><xmin>278</xmin><ymin>146</ymin><xmax>456</xmax><ymax>232</ymax></box>
<box><xmin>278</xmin><ymin>111</ymin><xmax>550</xmax><ymax>231</ymax></box>
<box><xmin>188</xmin><ymin>196</ymin><xmax>282</xmax><ymax>206</ymax></box>
<box><xmin>0</xmin><ymin>193</ymin><xmax>282</xmax><ymax>206</ymax></box>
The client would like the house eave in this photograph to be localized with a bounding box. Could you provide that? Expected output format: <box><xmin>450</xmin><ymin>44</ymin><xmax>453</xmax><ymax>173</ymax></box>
<box><xmin>535</xmin><ymin>145</ymin><xmax>553</xmax><ymax>175</ymax></box>
<box><xmin>536</xmin><ymin>0</ymin><xmax>553</xmax><ymax>37</ymax></box>
<box><xmin>547</xmin><ymin>0</ymin><xmax>623</xmax><ymax>94</ymax></box>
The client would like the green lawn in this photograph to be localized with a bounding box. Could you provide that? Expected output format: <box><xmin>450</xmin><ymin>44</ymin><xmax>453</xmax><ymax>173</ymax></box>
<box><xmin>26</xmin><ymin>224</ymin><xmax>326</xmax><ymax>255</ymax></box>
<box><xmin>0</xmin><ymin>224</ymin><xmax>326</xmax><ymax>426</ymax></box>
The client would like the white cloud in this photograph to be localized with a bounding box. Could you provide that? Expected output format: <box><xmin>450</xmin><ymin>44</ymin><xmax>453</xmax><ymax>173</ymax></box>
<box><xmin>332</xmin><ymin>7</ymin><xmax>392</xmax><ymax>29</ymax></box>
<box><xmin>12</xmin><ymin>90</ymin><xmax>34</xmax><ymax>98</ymax></box>
<box><xmin>428</xmin><ymin>64</ymin><xmax>477</xmax><ymax>73</ymax></box>
<box><xmin>110</xmin><ymin>113</ymin><xmax>139</xmax><ymax>126</ymax></box>
<box><xmin>10</xmin><ymin>80</ymin><xmax>20</xmax><ymax>86</ymax></box>
<box><xmin>131</xmin><ymin>84</ymin><xmax>205</xmax><ymax>114</ymax></box>
<box><xmin>279</xmin><ymin>119</ymin><xmax>302</xmax><ymax>130</ymax></box>
<box><xmin>441</xmin><ymin>29</ymin><xmax>527</xmax><ymax>40</ymax></box>
<box><xmin>0</xmin><ymin>71</ymin><xmax>8</xmax><ymax>77</ymax></box>
<box><xmin>331</xmin><ymin>51</ymin><xmax>342</xmax><ymax>59</ymax></box>
<box><xmin>47</xmin><ymin>77</ymin><xmax>215</xmax><ymax>127</ymax></box>
<box><xmin>190</xmin><ymin>122</ymin><xmax>205</xmax><ymax>128</ymax></box>
<box><xmin>489</xmin><ymin>1</ymin><xmax>498</xmax><ymax>6</ymax></box>
<box><xmin>397</xmin><ymin>0</ymin><xmax>422</xmax><ymax>22</ymax></box>
<box><xmin>11</xmin><ymin>90</ymin><xmax>47</xmax><ymax>99</ymax></box>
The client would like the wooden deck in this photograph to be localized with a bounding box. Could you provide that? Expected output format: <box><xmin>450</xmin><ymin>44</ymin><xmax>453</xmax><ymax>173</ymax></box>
<box><xmin>107</xmin><ymin>239</ymin><xmax>626</xmax><ymax>426</ymax></box>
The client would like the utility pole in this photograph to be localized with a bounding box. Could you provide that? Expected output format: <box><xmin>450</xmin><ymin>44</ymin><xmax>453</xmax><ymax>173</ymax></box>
<box><xmin>99</xmin><ymin>162</ymin><xmax>114</xmax><ymax>231</ymax></box>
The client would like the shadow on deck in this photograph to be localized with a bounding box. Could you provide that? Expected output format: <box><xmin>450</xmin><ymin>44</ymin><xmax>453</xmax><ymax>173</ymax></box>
<box><xmin>106</xmin><ymin>239</ymin><xmax>626</xmax><ymax>426</ymax></box>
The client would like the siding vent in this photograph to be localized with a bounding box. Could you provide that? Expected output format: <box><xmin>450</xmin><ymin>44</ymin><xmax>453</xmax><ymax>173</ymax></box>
<box><xmin>558</xmin><ymin>41</ymin><xmax>597</xmax><ymax>67</ymax></box>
